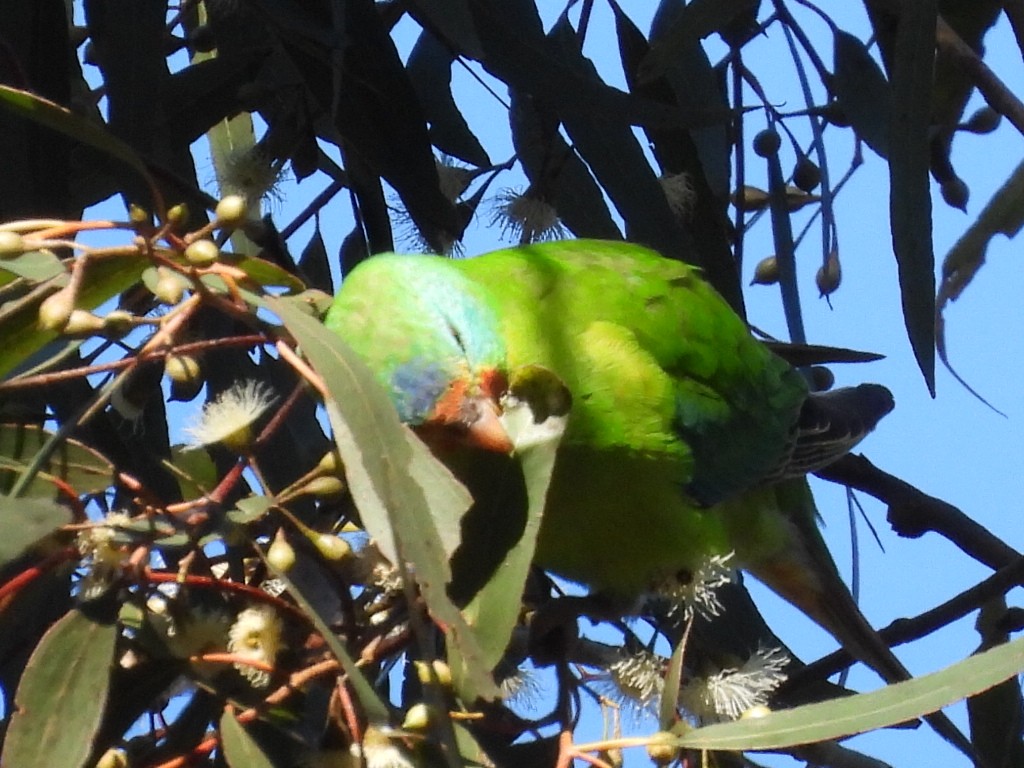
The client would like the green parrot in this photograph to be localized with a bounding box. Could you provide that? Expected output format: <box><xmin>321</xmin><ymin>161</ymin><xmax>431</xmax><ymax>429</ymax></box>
<box><xmin>325</xmin><ymin>239</ymin><xmax>971</xmax><ymax>756</ymax></box>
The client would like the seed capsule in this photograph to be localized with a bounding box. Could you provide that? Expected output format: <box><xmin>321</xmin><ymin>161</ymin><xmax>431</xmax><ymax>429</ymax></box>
<box><xmin>751</xmin><ymin>255</ymin><xmax>779</xmax><ymax>286</ymax></box>
<box><xmin>752</xmin><ymin>128</ymin><xmax>781</xmax><ymax>158</ymax></box>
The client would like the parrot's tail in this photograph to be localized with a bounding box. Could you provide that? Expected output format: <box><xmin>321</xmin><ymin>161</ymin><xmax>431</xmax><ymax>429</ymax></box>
<box><xmin>752</xmin><ymin>526</ymin><xmax>981</xmax><ymax>765</ymax></box>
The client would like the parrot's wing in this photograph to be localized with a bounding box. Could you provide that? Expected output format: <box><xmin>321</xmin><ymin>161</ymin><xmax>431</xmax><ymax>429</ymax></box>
<box><xmin>771</xmin><ymin>383</ymin><xmax>895</xmax><ymax>479</ymax></box>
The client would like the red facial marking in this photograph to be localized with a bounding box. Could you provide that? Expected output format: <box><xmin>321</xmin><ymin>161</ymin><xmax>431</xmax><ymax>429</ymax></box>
<box><xmin>420</xmin><ymin>368</ymin><xmax>513</xmax><ymax>453</ymax></box>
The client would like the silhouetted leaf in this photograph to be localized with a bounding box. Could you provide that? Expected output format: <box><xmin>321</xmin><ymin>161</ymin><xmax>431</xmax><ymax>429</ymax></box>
<box><xmin>0</xmin><ymin>85</ymin><xmax>159</xmax><ymax>207</ymax></box>
<box><xmin>299</xmin><ymin>224</ymin><xmax>333</xmax><ymax>294</ymax></box>
<box><xmin>641</xmin><ymin>0</ymin><xmax>760</xmax><ymax>83</ymax></box>
<box><xmin>408</xmin><ymin>30</ymin><xmax>491</xmax><ymax>167</ymax></box>
<box><xmin>548</xmin><ymin>16</ymin><xmax>689</xmax><ymax>263</ymax></box>
<box><xmin>937</xmin><ymin>161</ymin><xmax>1024</xmax><ymax>405</ymax></box>
<box><xmin>832</xmin><ymin>31</ymin><xmax>892</xmax><ymax>158</ymax></box>
<box><xmin>509</xmin><ymin>91</ymin><xmax>621</xmax><ymax>240</ymax></box>
<box><xmin>888</xmin><ymin>2</ymin><xmax>936</xmax><ymax>395</ymax></box>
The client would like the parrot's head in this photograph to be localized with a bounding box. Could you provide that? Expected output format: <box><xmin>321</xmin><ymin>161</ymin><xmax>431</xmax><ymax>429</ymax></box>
<box><xmin>326</xmin><ymin>254</ymin><xmax>513</xmax><ymax>453</ymax></box>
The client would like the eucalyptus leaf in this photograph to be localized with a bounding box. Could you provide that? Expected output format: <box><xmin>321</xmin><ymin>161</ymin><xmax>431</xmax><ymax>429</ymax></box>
<box><xmin>1</xmin><ymin>611</ymin><xmax>117</xmax><ymax>768</ymax></box>
<box><xmin>0</xmin><ymin>495</ymin><xmax>72</xmax><ymax>568</ymax></box>
<box><xmin>265</xmin><ymin>294</ymin><xmax>499</xmax><ymax>702</ymax></box>
<box><xmin>674</xmin><ymin>634</ymin><xmax>1024</xmax><ymax>751</ymax></box>
<box><xmin>0</xmin><ymin>424</ymin><xmax>115</xmax><ymax>498</ymax></box>
<box><xmin>220</xmin><ymin>710</ymin><xmax>275</xmax><ymax>768</ymax></box>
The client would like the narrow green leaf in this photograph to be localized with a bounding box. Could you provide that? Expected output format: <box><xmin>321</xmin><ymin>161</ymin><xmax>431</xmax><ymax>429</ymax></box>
<box><xmin>265</xmin><ymin>295</ymin><xmax>499</xmax><ymax>701</ymax></box>
<box><xmin>220</xmin><ymin>710</ymin><xmax>275</xmax><ymax>768</ymax></box>
<box><xmin>888</xmin><ymin>1</ymin><xmax>937</xmax><ymax>394</ymax></box>
<box><xmin>2</xmin><ymin>611</ymin><xmax>117</xmax><ymax>768</ymax></box>
<box><xmin>0</xmin><ymin>250</ymin><xmax>64</xmax><ymax>283</ymax></box>
<box><xmin>0</xmin><ymin>424</ymin><xmax>115</xmax><ymax>498</ymax></box>
<box><xmin>673</xmin><ymin>634</ymin><xmax>1024</xmax><ymax>751</ymax></box>
<box><xmin>0</xmin><ymin>252</ymin><xmax>147</xmax><ymax>379</ymax></box>
<box><xmin>462</xmin><ymin>368</ymin><xmax>567</xmax><ymax>668</ymax></box>
<box><xmin>228</xmin><ymin>495</ymin><xmax>274</xmax><ymax>524</ymax></box>
<box><xmin>0</xmin><ymin>495</ymin><xmax>72</xmax><ymax>567</ymax></box>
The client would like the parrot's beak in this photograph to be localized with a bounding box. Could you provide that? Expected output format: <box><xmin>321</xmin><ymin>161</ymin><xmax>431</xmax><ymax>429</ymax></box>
<box><xmin>459</xmin><ymin>395</ymin><xmax>514</xmax><ymax>453</ymax></box>
<box><xmin>421</xmin><ymin>389</ymin><xmax>514</xmax><ymax>454</ymax></box>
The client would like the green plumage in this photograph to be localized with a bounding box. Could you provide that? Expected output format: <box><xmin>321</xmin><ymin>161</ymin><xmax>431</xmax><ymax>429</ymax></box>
<box><xmin>328</xmin><ymin>240</ymin><xmax>826</xmax><ymax>598</ymax></box>
<box><xmin>326</xmin><ymin>239</ymin><xmax>974</xmax><ymax>756</ymax></box>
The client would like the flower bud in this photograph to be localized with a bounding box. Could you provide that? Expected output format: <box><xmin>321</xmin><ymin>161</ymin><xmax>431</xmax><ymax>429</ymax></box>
<box><xmin>0</xmin><ymin>231</ymin><xmax>25</xmax><ymax>259</ymax></box>
<box><xmin>962</xmin><ymin>106</ymin><xmax>1001</xmax><ymax>135</ymax></box>
<box><xmin>402</xmin><ymin>702</ymin><xmax>433</xmax><ymax>731</ymax></box>
<box><xmin>646</xmin><ymin>732</ymin><xmax>678</xmax><ymax>766</ymax></box>
<box><xmin>941</xmin><ymin>177</ymin><xmax>969</xmax><ymax>212</ymax></box>
<box><xmin>184</xmin><ymin>239</ymin><xmax>219</xmax><ymax>267</ymax></box>
<box><xmin>166</xmin><ymin>203</ymin><xmax>190</xmax><ymax>229</ymax></box>
<box><xmin>792</xmin><ymin>156</ymin><xmax>821</xmax><ymax>192</ymax></box>
<box><xmin>129</xmin><ymin>204</ymin><xmax>150</xmax><ymax>226</ymax></box>
<box><xmin>302</xmin><ymin>475</ymin><xmax>346</xmax><ymax>499</ymax></box>
<box><xmin>312</xmin><ymin>532</ymin><xmax>351</xmax><ymax>561</ymax></box>
<box><xmin>103</xmin><ymin>310</ymin><xmax>134</xmax><ymax>338</ymax></box>
<box><xmin>317</xmin><ymin>450</ymin><xmax>344</xmax><ymax>476</ymax></box>
<box><xmin>38</xmin><ymin>287</ymin><xmax>75</xmax><ymax>331</ymax></box>
<box><xmin>63</xmin><ymin>309</ymin><xmax>105</xmax><ymax>336</ymax></box>
<box><xmin>215</xmin><ymin>195</ymin><xmax>248</xmax><ymax>228</ymax></box>
<box><xmin>153</xmin><ymin>266</ymin><xmax>186</xmax><ymax>304</ymax></box>
<box><xmin>267</xmin><ymin>528</ymin><xmax>296</xmax><ymax>573</ymax></box>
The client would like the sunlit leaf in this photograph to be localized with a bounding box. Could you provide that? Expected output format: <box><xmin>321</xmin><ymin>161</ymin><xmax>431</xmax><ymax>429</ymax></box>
<box><xmin>220</xmin><ymin>710</ymin><xmax>275</xmax><ymax>768</ymax></box>
<box><xmin>265</xmin><ymin>294</ymin><xmax>499</xmax><ymax>701</ymax></box>
<box><xmin>0</xmin><ymin>85</ymin><xmax>159</xmax><ymax>204</ymax></box>
<box><xmin>673</xmin><ymin>634</ymin><xmax>1024</xmax><ymax>750</ymax></box>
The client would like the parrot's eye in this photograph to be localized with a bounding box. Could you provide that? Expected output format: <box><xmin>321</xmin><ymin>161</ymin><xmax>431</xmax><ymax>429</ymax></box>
<box><xmin>445</xmin><ymin>320</ymin><xmax>467</xmax><ymax>353</ymax></box>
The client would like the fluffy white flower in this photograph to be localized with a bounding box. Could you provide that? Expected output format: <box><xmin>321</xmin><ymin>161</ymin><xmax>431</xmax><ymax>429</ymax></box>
<box><xmin>599</xmin><ymin>650</ymin><xmax>664</xmax><ymax>718</ymax></box>
<box><xmin>491</xmin><ymin>188</ymin><xmax>566</xmax><ymax>244</ymax></box>
<box><xmin>658</xmin><ymin>172</ymin><xmax>696</xmax><ymax>219</ymax></box>
<box><xmin>162</xmin><ymin>607</ymin><xmax>232</xmax><ymax>679</ymax></box>
<box><xmin>77</xmin><ymin>512</ymin><xmax>132</xmax><ymax>599</ymax></box>
<box><xmin>654</xmin><ymin>552</ymin><xmax>735</xmax><ymax>619</ymax></box>
<box><xmin>184</xmin><ymin>380</ymin><xmax>275</xmax><ymax>452</ymax></box>
<box><xmin>227</xmin><ymin>604</ymin><xmax>284</xmax><ymax>688</ymax></box>
<box><xmin>678</xmin><ymin>645</ymin><xmax>790</xmax><ymax>722</ymax></box>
